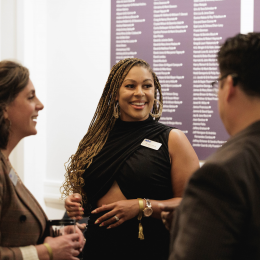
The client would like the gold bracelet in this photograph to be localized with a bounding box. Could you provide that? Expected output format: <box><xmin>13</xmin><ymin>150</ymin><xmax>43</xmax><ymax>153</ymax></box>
<box><xmin>43</xmin><ymin>243</ymin><xmax>53</xmax><ymax>260</ymax></box>
<box><xmin>137</xmin><ymin>198</ymin><xmax>144</xmax><ymax>240</ymax></box>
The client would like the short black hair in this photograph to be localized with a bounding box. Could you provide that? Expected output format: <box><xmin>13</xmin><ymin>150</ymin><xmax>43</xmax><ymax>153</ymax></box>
<box><xmin>218</xmin><ymin>32</ymin><xmax>260</xmax><ymax>97</ymax></box>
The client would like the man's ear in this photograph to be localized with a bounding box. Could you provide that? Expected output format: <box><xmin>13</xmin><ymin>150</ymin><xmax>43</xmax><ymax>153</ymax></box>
<box><xmin>226</xmin><ymin>75</ymin><xmax>236</xmax><ymax>102</ymax></box>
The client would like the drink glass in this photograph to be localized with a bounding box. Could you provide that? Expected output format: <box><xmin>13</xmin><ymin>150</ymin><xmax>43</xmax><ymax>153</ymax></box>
<box><xmin>48</xmin><ymin>219</ymin><xmax>76</xmax><ymax>237</ymax></box>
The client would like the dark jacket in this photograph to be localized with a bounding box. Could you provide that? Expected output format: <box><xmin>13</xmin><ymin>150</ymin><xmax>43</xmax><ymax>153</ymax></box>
<box><xmin>169</xmin><ymin>120</ymin><xmax>260</xmax><ymax>260</ymax></box>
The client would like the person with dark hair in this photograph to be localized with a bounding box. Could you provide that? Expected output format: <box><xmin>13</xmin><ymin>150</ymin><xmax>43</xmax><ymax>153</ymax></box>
<box><xmin>62</xmin><ymin>58</ymin><xmax>199</xmax><ymax>260</ymax></box>
<box><xmin>161</xmin><ymin>32</ymin><xmax>260</xmax><ymax>259</ymax></box>
<box><xmin>0</xmin><ymin>60</ymin><xmax>85</xmax><ymax>260</ymax></box>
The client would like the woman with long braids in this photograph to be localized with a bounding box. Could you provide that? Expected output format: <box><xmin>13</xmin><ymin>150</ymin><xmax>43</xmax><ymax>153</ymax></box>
<box><xmin>62</xmin><ymin>58</ymin><xmax>199</xmax><ymax>260</ymax></box>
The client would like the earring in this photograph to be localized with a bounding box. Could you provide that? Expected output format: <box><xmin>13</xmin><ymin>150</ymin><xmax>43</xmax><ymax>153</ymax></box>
<box><xmin>150</xmin><ymin>99</ymin><xmax>163</xmax><ymax>119</ymax></box>
<box><xmin>113</xmin><ymin>102</ymin><xmax>120</xmax><ymax>119</ymax></box>
<box><xmin>5</xmin><ymin>118</ymin><xmax>11</xmax><ymax>129</ymax></box>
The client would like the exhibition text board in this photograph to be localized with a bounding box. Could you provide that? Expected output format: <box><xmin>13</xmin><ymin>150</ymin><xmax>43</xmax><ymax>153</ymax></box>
<box><xmin>111</xmin><ymin>0</ymin><xmax>243</xmax><ymax>160</ymax></box>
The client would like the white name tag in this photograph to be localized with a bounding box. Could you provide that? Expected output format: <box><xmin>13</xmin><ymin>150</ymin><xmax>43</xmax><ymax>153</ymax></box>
<box><xmin>141</xmin><ymin>139</ymin><xmax>162</xmax><ymax>150</ymax></box>
<box><xmin>9</xmin><ymin>168</ymin><xmax>18</xmax><ymax>186</ymax></box>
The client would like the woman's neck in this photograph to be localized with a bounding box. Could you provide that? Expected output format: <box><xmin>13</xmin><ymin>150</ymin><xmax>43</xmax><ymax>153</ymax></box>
<box><xmin>1</xmin><ymin>134</ymin><xmax>21</xmax><ymax>160</ymax></box>
<box><xmin>0</xmin><ymin>149</ymin><xmax>9</xmax><ymax>161</ymax></box>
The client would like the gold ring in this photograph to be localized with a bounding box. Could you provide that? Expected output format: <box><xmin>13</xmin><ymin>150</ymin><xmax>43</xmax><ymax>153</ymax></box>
<box><xmin>67</xmin><ymin>211</ymin><xmax>70</xmax><ymax>215</ymax></box>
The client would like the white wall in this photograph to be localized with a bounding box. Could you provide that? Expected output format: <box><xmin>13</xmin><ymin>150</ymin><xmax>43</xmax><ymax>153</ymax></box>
<box><xmin>44</xmin><ymin>0</ymin><xmax>111</xmax><ymax>218</ymax></box>
<box><xmin>1</xmin><ymin>0</ymin><xmax>110</xmax><ymax>218</ymax></box>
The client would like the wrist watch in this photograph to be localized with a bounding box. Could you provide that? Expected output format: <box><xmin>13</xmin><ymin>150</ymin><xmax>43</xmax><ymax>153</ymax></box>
<box><xmin>143</xmin><ymin>198</ymin><xmax>153</xmax><ymax>217</ymax></box>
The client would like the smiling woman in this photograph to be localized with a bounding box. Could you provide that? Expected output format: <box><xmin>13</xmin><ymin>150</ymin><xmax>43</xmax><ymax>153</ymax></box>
<box><xmin>63</xmin><ymin>58</ymin><xmax>199</xmax><ymax>260</ymax></box>
<box><xmin>4</xmin><ymin>79</ymin><xmax>43</xmax><ymax>139</ymax></box>
<box><xmin>0</xmin><ymin>60</ymin><xmax>85</xmax><ymax>260</ymax></box>
<box><xmin>117</xmin><ymin>66</ymin><xmax>155</xmax><ymax>122</ymax></box>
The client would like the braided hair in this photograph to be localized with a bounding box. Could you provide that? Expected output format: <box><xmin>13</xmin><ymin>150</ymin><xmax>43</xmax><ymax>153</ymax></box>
<box><xmin>61</xmin><ymin>58</ymin><xmax>163</xmax><ymax>202</ymax></box>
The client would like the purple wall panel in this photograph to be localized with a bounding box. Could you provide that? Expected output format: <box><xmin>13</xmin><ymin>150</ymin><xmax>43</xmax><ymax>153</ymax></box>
<box><xmin>254</xmin><ymin>1</ymin><xmax>260</xmax><ymax>31</ymax></box>
<box><xmin>190</xmin><ymin>0</ymin><xmax>240</xmax><ymax>159</ymax></box>
<box><xmin>111</xmin><ymin>0</ymin><xmax>154</xmax><ymax>66</ymax></box>
<box><xmin>111</xmin><ymin>0</ymin><xmax>240</xmax><ymax>160</ymax></box>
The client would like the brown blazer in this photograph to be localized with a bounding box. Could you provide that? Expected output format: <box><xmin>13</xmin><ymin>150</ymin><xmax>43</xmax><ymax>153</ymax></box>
<box><xmin>0</xmin><ymin>151</ymin><xmax>49</xmax><ymax>260</ymax></box>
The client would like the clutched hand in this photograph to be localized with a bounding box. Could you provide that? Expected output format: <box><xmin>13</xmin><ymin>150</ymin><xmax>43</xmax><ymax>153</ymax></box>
<box><xmin>92</xmin><ymin>199</ymin><xmax>140</xmax><ymax>229</ymax></box>
<box><xmin>159</xmin><ymin>202</ymin><xmax>179</xmax><ymax>231</ymax></box>
<box><xmin>65</xmin><ymin>193</ymin><xmax>84</xmax><ymax>221</ymax></box>
<box><xmin>76</xmin><ymin>222</ymin><xmax>87</xmax><ymax>231</ymax></box>
<box><xmin>44</xmin><ymin>230</ymin><xmax>85</xmax><ymax>260</ymax></box>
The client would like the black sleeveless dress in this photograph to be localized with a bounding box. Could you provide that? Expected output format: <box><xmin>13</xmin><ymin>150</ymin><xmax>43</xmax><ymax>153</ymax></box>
<box><xmin>82</xmin><ymin>117</ymin><xmax>175</xmax><ymax>260</ymax></box>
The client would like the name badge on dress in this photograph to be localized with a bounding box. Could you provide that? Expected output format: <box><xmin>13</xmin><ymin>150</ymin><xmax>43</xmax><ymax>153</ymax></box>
<box><xmin>9</xmin><ymin>168</ymin><xmax>18</xmax><ymax>186</ymax></box>
<box><xmin>141</xmin><ymin>139</ymin><xmax>162</xmax><ymax>150</ymax></box>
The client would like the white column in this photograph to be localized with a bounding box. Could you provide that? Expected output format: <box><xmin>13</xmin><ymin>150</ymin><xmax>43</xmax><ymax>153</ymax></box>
<box><xmin>16</xmin><ymin>0</ymin><xmax>47</xmax><ymax>209</ymax></box>
<box><xmin>241</xmin><ymin>0</ymin><xmax>254</xmax><ymax>33</ymax></box>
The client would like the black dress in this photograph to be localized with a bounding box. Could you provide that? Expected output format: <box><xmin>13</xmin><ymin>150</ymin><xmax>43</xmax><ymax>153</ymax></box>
<box><xmin>82</xmin><ymin>117</ymin><xmax>174</xmax><ymax>260</ymax></box>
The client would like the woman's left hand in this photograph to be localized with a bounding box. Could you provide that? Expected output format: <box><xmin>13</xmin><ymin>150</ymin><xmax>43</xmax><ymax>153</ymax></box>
<box><xmin>91</xmin><ymin>199</ymin><xmax>140</xmax><ymax>229</ymax></box>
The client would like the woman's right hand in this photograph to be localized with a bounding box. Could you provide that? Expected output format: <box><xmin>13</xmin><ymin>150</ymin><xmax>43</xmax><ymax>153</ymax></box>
<box><xmin>65</xmin><ymin>193</ymin><xmax>84</xmax><ymax>220</ymax></box>
<box><xmin>44</xmin><ymin>233</ymin><xmax>84</xmax><ymax>260</ymax></box>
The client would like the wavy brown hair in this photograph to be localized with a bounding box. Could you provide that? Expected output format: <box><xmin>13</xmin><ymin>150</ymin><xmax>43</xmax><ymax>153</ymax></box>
<box><xmin>0</xmin><ymin>60</ymin><xmax>29</xmax><ymax>149</ymax></box>
<box><xmin>61</xmin><ymin>58</ymin><xmax>163</xmax><ymax>202</ymax></box>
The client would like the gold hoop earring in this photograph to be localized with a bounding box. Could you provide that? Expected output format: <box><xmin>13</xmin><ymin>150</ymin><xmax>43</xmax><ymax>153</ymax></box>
<box><xmin>5</xmin><ymin>118</ymin><xmax>11</xmax><ymax>130</ymax></box>
<box><xmin>113</xmin><ymin>102</ymin><xmax>120</xmax><ymax>119</ymax></box>
<box><xmin>149</xmin><ymin>99</ymin><xmax>163</xmax><ymax>119</ymax></box>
